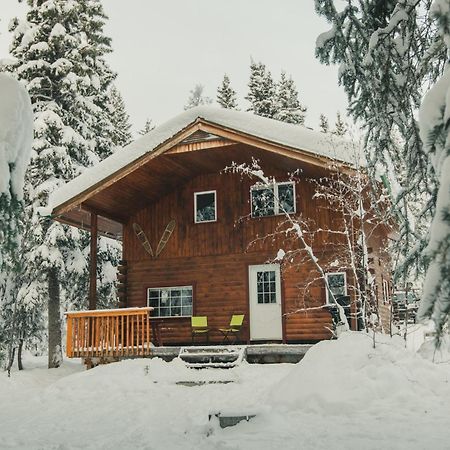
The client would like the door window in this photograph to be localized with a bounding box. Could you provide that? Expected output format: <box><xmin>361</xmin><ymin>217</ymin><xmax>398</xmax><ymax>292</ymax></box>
<box><xmin>256</xmin><ymin>270</ymin><xmax>277</xmax><ymax>304</ymax></box>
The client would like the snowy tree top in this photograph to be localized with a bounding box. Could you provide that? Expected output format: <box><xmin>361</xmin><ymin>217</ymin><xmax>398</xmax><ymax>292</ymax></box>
<box><xmin>48</xmin><ymin>106</ymin><xmax>361</xmax><ymax>212</ymax></box>
<box><xmin>0</xmin><ymin>74</ymin><xmax>33</xmax><ymax>199</ymax></box>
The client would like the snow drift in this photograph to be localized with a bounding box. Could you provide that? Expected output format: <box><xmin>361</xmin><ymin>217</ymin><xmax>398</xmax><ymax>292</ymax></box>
<box><xmin>270</xmin><ymin>332</ymin><xmax>450</xmax><ymax>415</ymax></box>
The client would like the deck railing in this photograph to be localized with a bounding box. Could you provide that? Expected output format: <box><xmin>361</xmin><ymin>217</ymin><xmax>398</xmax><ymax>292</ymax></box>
<box><xmin>65</xmin><ymin>307</ymin><xmax>153</xmax><ymax>358</ymax></box>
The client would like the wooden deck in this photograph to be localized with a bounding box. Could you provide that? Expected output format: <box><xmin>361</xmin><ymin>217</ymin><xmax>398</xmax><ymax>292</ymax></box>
<box><xmin>65</xmin><ymin>307</ymin><xmax>153</xmax><ymax>358</ymax></box>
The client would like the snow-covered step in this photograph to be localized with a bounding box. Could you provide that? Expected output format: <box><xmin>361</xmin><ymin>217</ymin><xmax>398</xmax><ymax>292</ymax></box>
<box><xmin>178</xmin><ymin>346</ymin><xmax>246</xmax><ymax>369</ymax></box>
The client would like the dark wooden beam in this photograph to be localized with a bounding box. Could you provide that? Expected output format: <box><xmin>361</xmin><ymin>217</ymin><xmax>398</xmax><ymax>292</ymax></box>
<box><xmin>89</xmin><ymin>212</ymin><xmax>98</xmax><ymax>310</ymax></box>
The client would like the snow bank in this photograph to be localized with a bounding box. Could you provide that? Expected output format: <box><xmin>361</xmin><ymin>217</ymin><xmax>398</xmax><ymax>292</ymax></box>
<box><xmin>0</xmin><ymin>73</ymin><xmax>33</xmax><ymax>199</ymax></box>
<box><xmin>270</xmin><ymin>332</ymin><xmax>450</xmax><ymax>414</ymax></box>
<box><xmin>48</xmin><ymin>106</ymin><xmax>358</xmax><ymax>211</ymax></box>
<box><xmin>2</xmin><ymin>337</ymin><xmax>450</xmax><ymax>450</ymax></box>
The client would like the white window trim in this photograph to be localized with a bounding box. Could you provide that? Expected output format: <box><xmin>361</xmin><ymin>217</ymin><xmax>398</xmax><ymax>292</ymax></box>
<box><xmin>147</xmin><ymin>285</ymin><xmax>193</xmax><ymax>318</ymax></box>
<box><xmin>194</xmin><ymin>190</ymin><xmax>217</xmax><ymax>224</ymax></box>
<box><xmin>250</xmin><ymin>181</ymin><xmax>296</xmax><ymax>218</ymax></box>
<box><xmin>325</xmin><ymin>271</ymin><xmax>348</xmax><ymax>304</ymax></box>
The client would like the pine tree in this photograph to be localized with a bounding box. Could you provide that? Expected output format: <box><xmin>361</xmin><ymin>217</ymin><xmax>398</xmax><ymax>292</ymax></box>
<box><xmin>319</xmin><ymin>114</ymin><xmax>329</xmax><ymax>133</ymax></box>
<box><xmin>3</xmin><ymin>0</ymin><xmax>121</xmax><ymax>368</ymax></box>
<box><xmin>315</xmin><ymin>0</ymin><xmax>444</xmax><ymax>292</ymax></box>
<box><xmin>245</xmin><ymin>60</ymin><xmax>277</xmax><ymax>118</ymax></box>
<box><xmin>109</xmin><ymin>85</ymin><xmax>132</xmax><ymax>147</ymax></box>
<box><xmin>416</xmin><ymin>1</ymin><xmax>450</xmax><ymax>336</ymax></box>
<box><xmin>216</xmin><ymin>74</ymin><xmax>238</xmax><ymax>109</ymax></box>
<box><xmin>333</xmin><ymin>112</ymin><xmax>346</xmax><ymax>136</ymax></box>
<box><xmin>139</xmin><ymin>118</ymin><xmax>155</xmax><ymax>135</ymax></box>
<box><xmin>274</xmin><ymin>71</ymin><xmax>307</xmax><ymax>125</ymax></box>
<box><xmin>184</xmin><ymin>84</ymin><xmax>212</xmax><ymax>110</ymax></box>
<box><xmin>0</xmin><ymin>74</ymin><xmax>33</xmax><ymax>370</ymax></box>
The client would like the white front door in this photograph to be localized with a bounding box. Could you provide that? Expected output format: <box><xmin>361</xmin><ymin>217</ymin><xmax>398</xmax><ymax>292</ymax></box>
<box><xmin>248</xmin><ymin>264</ymin><xmax>283</xmax><ymax>340</ymax></box>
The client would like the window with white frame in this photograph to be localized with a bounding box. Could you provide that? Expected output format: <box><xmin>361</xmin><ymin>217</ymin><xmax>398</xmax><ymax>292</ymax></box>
<box><xmin>325</xmin><ymin>272</ymin><xmax>347</xmax><ymax>304</ymax></box>
<box><xmin>147</xmin><ymin>286</ymin><xmax>193</xmax><ymax>317</ymax></box>
<box><xmin>194</xmin><ymin>190</ymin><xmax>216</xmax><ymax>223</ymax></box>
<box><xmin>251</xmin><ymin>181</ymin><xmax>295</xmax><ymax>218</ymax></box>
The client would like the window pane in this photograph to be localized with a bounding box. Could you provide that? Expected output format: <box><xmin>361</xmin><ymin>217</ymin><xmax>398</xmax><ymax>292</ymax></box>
<box><xmin>251</xmin><ymin>187</ymin><xmax>275</xmax><ymax>217</ymax></box>
<box><xmin>182</xmin><ymin>306</ymin><xmax>192</xmax><ymax>316</ymax></box>
<box><xmin>278</xmin><ymin>183</ymin><xmax>295</xmax><ymax>213</ymax></box>
<box><xmin>147</xmin><ymin>286</ymin><xmax>193</xmax><ymax>317</ymax></box>
<box><xmin>327</xmin><ymin>273</ymin><xmax>346</xmax><ymax>301</ymax></box>
<box><xmin>159</xmin><ymin>307</ymin><xmax>170</xmax><ymax>317</ymax></box>
<box><xmin>196</xmin><ymin>192</ymin><xmax>216</xmax><ymax>222</ymax></box>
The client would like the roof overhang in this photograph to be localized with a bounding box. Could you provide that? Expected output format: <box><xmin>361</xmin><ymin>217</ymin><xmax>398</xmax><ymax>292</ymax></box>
<box><xmin>50</xmin><ymin>112</ymin><xmax>358</xmax><ymax>238</ymax></box>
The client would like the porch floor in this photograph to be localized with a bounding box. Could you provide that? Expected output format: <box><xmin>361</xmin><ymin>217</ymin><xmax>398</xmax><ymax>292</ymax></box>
<box><xmin>135</xmin><ymin>343</ymin><xmax>312</xmax><ymax>364</ymax></box>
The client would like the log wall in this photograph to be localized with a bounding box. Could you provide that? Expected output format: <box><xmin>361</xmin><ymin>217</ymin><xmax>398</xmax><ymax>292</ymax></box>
<box><xmin>121</xmin><ymin>167</ymin><xmax>387</xmax><ymax>344</ymax></box>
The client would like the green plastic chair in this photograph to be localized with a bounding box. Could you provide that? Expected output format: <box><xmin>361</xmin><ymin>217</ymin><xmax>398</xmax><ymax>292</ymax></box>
<box><xmin>191</xmin><ymin>316</ymin><xmax>210</xmax><ymax>344</ymax></box>
<box><xmin>219</xmin><ymin>314</ymin><xmax>245</xmax><ymax>344</ymax></box>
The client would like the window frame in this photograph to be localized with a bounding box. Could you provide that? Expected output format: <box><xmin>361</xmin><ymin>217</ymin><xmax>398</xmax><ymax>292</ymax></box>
<box><xmin>325</xmin><ymin>271</ymin><xmax>348</xmax><ymax>304</ymax></box>
<box><xmin>194</xmin><ymin>190</ymin><xmax>217</xmax><ymax>224</ymax></box>
<box><xmin>250</xmin><ymin>181</ymin><xmax>296</xmax><ymax>218</ymax></box>
<box><xmin>147</xmin><ymin>285</ymin><xmax>193</xmax><ymax>318</ymax></box>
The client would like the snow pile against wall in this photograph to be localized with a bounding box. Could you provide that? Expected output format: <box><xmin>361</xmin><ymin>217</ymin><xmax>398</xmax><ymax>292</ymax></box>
<box><xmin>2</xmin><ymin>335</ymin><xmax>450</xmax><ymax>449</ymax></box>
<box><xmin>0</xmin><ymin>74</ymin><xmax>33</xmax><ymax>199</ymax></box>
<box><xmin>270</xmin><ymin>332</ymin><xmax>450</xmax><ymax>414</ymax></box>
<box><xmin>48</xmin><ymin>106</ymin><xmax>358</xmax><ymax>212</ymax></box>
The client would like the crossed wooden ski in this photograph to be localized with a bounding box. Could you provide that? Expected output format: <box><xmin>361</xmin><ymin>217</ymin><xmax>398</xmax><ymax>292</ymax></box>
<box><xmin>132</xmin><ymin>220</ymin><xmax>175</xmax><ymax>258</ymax></box>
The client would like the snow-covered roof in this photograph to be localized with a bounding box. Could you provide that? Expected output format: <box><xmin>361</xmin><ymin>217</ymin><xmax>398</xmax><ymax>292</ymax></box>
<box><xmin>50</xmin><ymin>106</ymin><xmax>360</xmax><ymax>212</ymax></box>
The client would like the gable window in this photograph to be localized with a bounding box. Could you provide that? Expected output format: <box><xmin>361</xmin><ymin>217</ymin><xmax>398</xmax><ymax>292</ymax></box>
<box><xmin>251</xmin><ymin>181</ymin><xmax>295</xmax><ymax>217</ymax></box>
<box><xmin>147</xmin><ymin>286</ymin><xmax>193</xmax><ymax>317</ymax></box>
<box><xmin>325</xmin><ymin>272</ymin><xmax>347</xmax><ymax>304</ymax></box>
<box><xmin>194</xmin><ymin>190</ymin><xmax>216</xmax><ymax>223</ymax></box>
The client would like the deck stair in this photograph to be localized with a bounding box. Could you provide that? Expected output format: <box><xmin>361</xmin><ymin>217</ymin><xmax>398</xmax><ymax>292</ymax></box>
<box><xmin>178</xmin><ymin>346</ymin><xmax>246</xmax><ymax>368</ymax></box>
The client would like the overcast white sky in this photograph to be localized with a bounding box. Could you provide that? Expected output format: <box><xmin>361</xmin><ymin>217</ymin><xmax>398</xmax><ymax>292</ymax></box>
<box><xmin>0</xmin><ymin>0</ymin><xmax>348</xmax><ymax>134</ymax></box>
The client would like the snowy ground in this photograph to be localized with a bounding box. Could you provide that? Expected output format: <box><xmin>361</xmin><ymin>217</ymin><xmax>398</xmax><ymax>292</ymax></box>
<box><xmin>1</xmin><ymin>332</ymin><xmax>450</xmax><ymax>450</ymax></box>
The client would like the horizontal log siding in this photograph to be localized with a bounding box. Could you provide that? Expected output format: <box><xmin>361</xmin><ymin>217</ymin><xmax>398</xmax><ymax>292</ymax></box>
<box><xmin>123</xmin><ymin>171</ymin><xmax>337</xmax><ymax>261</ymax></box>
<box><xmin>121</xmin><ymin>167</ymin><xmax>387</xmax><ymax>344</ymax></box>
<box><xmin>126</xmin><ymin>252</ymin><xmax>333</xmax><ymax>344</ymax></box>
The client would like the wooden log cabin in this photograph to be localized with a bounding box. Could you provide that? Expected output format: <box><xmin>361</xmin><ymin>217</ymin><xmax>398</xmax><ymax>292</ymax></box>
<box><xmin>49</xmin><ymin>106</ymin><xmax>392</xmax><ymax>356</ymax></box>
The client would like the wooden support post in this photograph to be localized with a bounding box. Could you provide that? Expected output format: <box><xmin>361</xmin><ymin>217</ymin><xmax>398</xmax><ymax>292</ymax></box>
<box><xmin>89</xmin><ymin>212</ymin><xmax>98</xmax><ymax>310</ymax></box>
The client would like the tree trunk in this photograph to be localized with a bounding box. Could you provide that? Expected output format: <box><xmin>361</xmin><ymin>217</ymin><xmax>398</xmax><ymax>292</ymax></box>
<box><xmin>48</xmin><ymin>267</ymin><xmax>62</xmax><ymax>368</ymax></box>
<box><xmin>6</xmin><ymin>347</ymin><xmax>15</xmax><ymax>377</ymax></box>
<box><xmin>17</xmin><ymin>340</ymin><xmax>23</xmax><ymax>371</ymax></box>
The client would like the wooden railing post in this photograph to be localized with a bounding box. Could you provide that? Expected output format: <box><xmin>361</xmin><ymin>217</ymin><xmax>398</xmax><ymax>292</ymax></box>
<box><xmin>66</xmin><ymin>315</ymin><xmax>73</xmax><ymax>358</ymax></box>
<box><xmin>89</xmin><ymin>212</ymin><xmax>98</xmax><ymax>310</ymax></box>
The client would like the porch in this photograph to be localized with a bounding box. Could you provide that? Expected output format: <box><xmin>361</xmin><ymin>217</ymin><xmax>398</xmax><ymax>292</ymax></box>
<box><xmin>64</xmin><ymin>307</ymin><xmax>312</xmax><ymax>365</ymax></box>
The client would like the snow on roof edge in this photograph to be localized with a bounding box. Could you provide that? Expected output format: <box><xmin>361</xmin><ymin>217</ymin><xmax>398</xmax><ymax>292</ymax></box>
<box><xmin>49</xmin><ymin>106</ymin><xmax>362</xmax><ymax>213</ymax></box>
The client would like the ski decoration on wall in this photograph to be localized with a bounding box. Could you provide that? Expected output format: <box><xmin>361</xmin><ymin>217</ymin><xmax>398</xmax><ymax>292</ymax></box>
<box><xmin>132</xmin><ymin>220</ymin><xmax>176</xmax><ymax>258</ymax></box>
<box><xmin>155</xmin><ymin>220</ymin><xmax>176</xmax><ymax>257</ymax></box>
<box><xmin>132</xmin><ymin>223</ymin><xmax>154</xmax><ymax>257</ymax></box>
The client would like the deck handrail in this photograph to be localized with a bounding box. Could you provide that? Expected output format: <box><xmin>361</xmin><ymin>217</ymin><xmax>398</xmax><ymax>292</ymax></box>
<box><xmin>65</xmin><ymin>307</ymin><xmax>153</xmax><ymax>359</ymax></box>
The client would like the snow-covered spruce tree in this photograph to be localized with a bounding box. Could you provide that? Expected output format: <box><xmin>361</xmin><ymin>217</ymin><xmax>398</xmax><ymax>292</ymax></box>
<box><xmin>3</xmin><ymin>0</ymin><xmax>122</xmax><ymax>368</ymax></box>
<box><xmin>109</xmin><ymin>85</ymin><xmax>132</xmax><ymax>147</ymax></box>
<box><xmin>319</xmin><ymin>113</ymin><xmax>329</xmax><ymax>133</ymax></box>
<box><xmin>274</xmin><ymin>71</ymin><xmax>307</xmax><ymax>125</ymax></box>
<box><xmin>245</xmin><ymin>60</ymin><xmax>278</xmax><ymax>118</ymax></box>
<box><xmin>0</xmin><ymin>74</ymin><xmax>33</xmax><ymax>370</ymax></box>
<box><xmin>139</xmin><ymin>118</ymin><xmax>155</xmax><ymax>135</ymax></box>
<box><xmin>333</xmin><ymin>112</ymin><xmax>347</xmax><ymax>136</ymax></box>
<box><xmin>184</xmin><ymin>84</ymin><xmax>212</xmax><ymax>110</ymax></box>
<box><xmin>217</xmin><ymin>74</ymin><xmax>239</xmax><ymax>109</ymax></box>
<box><xmin>416</xmin><ymin>0</ymin><xmax>450</xmax><ymax>337</ymax></box>
<box><xmin>314</xmin><ymin>1</ymin><xmax>445</xmax><ymax>289</ymax></box>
